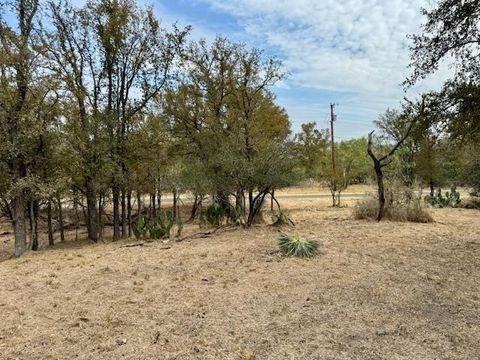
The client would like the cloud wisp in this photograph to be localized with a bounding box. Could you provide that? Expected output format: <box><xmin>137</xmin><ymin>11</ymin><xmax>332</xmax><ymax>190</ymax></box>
<box><xmin>191</xmin><ymin>0</ymin><xmax>450</xmax><ymax>136</ymax></box>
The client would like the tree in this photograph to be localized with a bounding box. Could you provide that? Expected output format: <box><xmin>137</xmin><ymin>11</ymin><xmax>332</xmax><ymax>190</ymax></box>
<box><xmin>44</xmin><ymin>0</ymin><xmax>188</xmax><ymax>241</ymax></box>
<box><xmin>85</xmin><ymin>0</ymin><xmax>189</xmax><ymax>240</ymax></box>
<box><xmin>407</xmin><ymin>0</ymin><xmax>480</xmax><ymax>146</ymax></box>
<box><xmin>367</xmin><ymin>108</ymin><xmax>417</xmax><ymax>221</ymax></box>
<box><xmin>336</xmin><ymin>138</ymin><xmax>371</xmax><ymax>184</ymax></box>
<box><xmin>0</xmin><ymin>0</ymin><xmax>41</xmax><ymax>256</ymax></box>
<box><xmin>293</xmin><ymin>122</ymin><xmax>329</xmax><ymax>180</ymax></box>
<box><xmin>407</xmin><ymin>0</ymin><xmax>480</xmax><ymax>87</ymax></box>
<box><xmin>164</xmin><ymin>37</ymin><xmax>291</xmax><ymax>227</ymax></box>
<box><xmin>375</xmin><ymin>108</ymin><xmax>417</xmax><ymax>190</ymax></box>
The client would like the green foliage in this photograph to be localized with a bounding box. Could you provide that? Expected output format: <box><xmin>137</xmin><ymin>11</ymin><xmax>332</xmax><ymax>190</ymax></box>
<box><xmin>148</xmin><ymin>210</ymin><xmax>174</xmax><ymax>239</ymax></box>
<box><xmin>277</xmin><ymin>233</ymin><xmax>320</xmax><ymax>258</ymax></box>
<box><xmin>132</xmin><ymin>210</ymin><xmax>174</xmax><ymax>239</ymax></box>
<box><xmin>336</xmin><ymin>138</ymin><xmax>371</xmax><ymax>184</ymax></box>
<box><xmin>203</xmin><ymin>203</ymin><xmax>226</xmax><ymax>226</ymax></box>
<box><xmin>293</xmin><ymin>122</ymin><xmax>329</xmax><ymax>180</ymax></box>
<box><xmin>132</xmin><ymin>214</ymin><xmax>148</xmax><ymax>239</ymax></box>
<box><xmin>465</xmin><ymin>156</ymin><xmax>480</xmax><ymax>195</ymax></box>
<box><xmin>424</xmin><ymin>187</ymin><xmax>461</xmax><ymax>208</ymax></box>
<box><xmin>202</xmin><ymin>202</ymin><xmax>239</xmax><ymax>226</ymax></box>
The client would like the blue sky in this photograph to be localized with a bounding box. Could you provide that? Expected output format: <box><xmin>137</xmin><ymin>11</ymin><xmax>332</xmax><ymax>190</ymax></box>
<box><xmin>156</xmin><ymin>0</ymin><xmax>448</xmax><ymax>139</ymax></box>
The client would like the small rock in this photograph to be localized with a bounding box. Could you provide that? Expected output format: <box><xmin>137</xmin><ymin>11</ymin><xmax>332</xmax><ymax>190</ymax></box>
<box><xmin>376</xmin><ymin>329</ymin><xmax>388</xmax><ymax>336</ymax></box>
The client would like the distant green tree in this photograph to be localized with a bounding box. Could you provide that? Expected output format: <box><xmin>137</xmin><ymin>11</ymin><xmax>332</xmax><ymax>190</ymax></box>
<box><xmin>293</xmin><ymin>122</ymin><xmax>329</xmax><ymax>180</ymax></box>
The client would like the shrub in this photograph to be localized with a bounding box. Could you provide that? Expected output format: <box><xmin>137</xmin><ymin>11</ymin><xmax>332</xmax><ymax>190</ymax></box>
<box><xmin>353</xmin><ymin>193</ymin><xmax>433</xmax><ymax>223</ymax></box>
<box><xmin>277</xmin><ymin>233</ymin><xmax>320</xmax><ymax>257</ymax></box>
<box><xmin>204</xmin><ymin>203</ymin><xmax>225</xmax><ymax>226</ymax></box>
<box><xmin>461</xmin><ymin>196</ymin><xmax>480</xmax><ymax>209</ymax></box>
<box><xmin>202</xmin><ymin>202</ymin><xmax>240</xmax><ymax>226</ymax></box>
<box><xmin>424</xmin><ymin>187</ymin><xmax>461</xmax><ymax>208</ymax></box>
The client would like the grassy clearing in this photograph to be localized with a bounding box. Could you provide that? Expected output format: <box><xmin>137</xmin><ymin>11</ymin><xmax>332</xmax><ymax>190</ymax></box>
<box><xmin>0</xmin><ymin>193</ymin><xmax>479</xmax><ymax>359</ymax></box>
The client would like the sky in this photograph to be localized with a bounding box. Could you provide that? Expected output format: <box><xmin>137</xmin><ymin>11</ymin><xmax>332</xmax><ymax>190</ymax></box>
<box><xmin>1</xmin><ymin>0</ymin><xmax>448</xmax><ymax>139</ymax></box>
<box><xmin>155</xmin><ymin>0</ymin><xmax>449</xmax><ymax>139</ymax></box>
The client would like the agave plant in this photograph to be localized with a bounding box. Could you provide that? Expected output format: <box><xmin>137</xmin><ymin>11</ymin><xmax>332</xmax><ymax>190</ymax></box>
<box><xmin>277</xmin><ymin>233</ymin><xmax>320</xmax><ymax>257</ymax></box>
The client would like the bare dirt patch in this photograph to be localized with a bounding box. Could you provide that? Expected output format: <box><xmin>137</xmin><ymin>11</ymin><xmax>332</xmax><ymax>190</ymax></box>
<box><xmin>0</xmin><ymin>197</ymin><xmax>479</xmax><ymax>359</ymax></box>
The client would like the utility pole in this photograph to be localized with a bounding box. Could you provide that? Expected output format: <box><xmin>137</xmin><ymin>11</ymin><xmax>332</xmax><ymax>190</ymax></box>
<box><xmin>330</xmin><ymin>103</ymin><xmax>337</xmax><ymax>206</ymax></box>
<box><xmin>330</xmin><ymin>103</ymin><xmax>336</xmax><ymax>175</ymax></box>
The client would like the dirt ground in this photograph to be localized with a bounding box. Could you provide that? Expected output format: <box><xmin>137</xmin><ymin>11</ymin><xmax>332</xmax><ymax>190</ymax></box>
<box><xmin>0</xmin><ymin>192</ymin><xmax>479</xmax><ymax>359</ymax></box>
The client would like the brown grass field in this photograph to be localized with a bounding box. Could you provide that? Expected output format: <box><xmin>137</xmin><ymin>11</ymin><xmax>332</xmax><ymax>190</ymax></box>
<box><xmin>0</xmin><ymin>188</ymin><xmax>479</xmax><ymax>359</ymax></box>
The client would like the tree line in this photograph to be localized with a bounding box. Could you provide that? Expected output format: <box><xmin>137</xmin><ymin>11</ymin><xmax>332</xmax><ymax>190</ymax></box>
<box><xmin>2</xmin><ymin>0</ymin><xmax>480</xmax><ymax>256</ymax></box>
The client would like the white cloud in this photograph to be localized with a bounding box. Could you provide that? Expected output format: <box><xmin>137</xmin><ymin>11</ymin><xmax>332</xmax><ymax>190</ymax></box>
<box><xmin>196</xmin><ymin>0</ymin><xmax>452</xmax><ymax>134</ymax></box>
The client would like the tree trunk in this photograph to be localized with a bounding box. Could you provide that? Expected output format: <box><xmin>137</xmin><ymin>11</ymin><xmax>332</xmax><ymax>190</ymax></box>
<box><xmin>12</xmin><ymin>192</ymin><xmax>27</xmax><ymax>257</ymax></box>
<box><xmin>73</xmin><ymin>194</ymin><xmax>80</xmax><ymax>242</ymax></box>
<box><xmin>235</xmin><ymin>188</ymin><xmax>244</xmax><ymax>215</ymax></box>
<box><xmin>246</xmin><ymin>190</ymin><xmax>268</xmax><ymax>227</ymax></box>
<box><xmin>98</xmin><ymin>195</ymin><xmax>104</xmax><ymax>239</ymax></box>
<box><xmin>112</xmin><ymin>184</ymin><xmax>120</xmax><ymax>240</ymax></box>
<box><xmin>374</xmin><ymin>164</ymin><xmax>386</xmax><ymax>221</ymax></box>
<box><xmin>157</xmin><ymin>188</ymin><xmax>162</xmax><ymax>209</ymax></box>
<box><xmin>137</xmin><ymin>191</ymin><xmax>142</xmax><ymax>215</ymax></box>
<box><xmin>57</xmin><ymin>196</ymin><xmax>65</xmax><ymax>242</ymax></box>
<box><xmin>429</xmin><ymin>180</ymin><xmax>435</xmax><ymax>197</ymax></box>
<box><xmin>127</xmin><ymin>191</ymin><xmax>132</xmax><ymax>237</ymax></box>
<box><xmin>29</xmin><ymin>200</ymin><xmax>39</xmax><ymax>251</ymax></box>
<box><xmin>152</xmin><ymin>192</ymin><xmax>157</xmax><ymax>217</ymax></box>
<box><xmin>85</xmin><ymin>179</ymin><xmax>99</xmax><ymax>242</ymax></box>
<box><xmin>47</xmin><ymin>200</ymin><xmax>54</xmax><ymax>247</ymax></box>
<box><xmin>28</xmin><ymin>201</ymin><xmax>34</xmax><ymax>250</ymax></box>
<box><xmin>121</xmin><ymin>188</ymin><xmax>127</xmax><ymax>238</ymax></box>
<box><xmin>173</xmin><ymin>189</ymin><xmax>178</xmax><ymax>221</ymax></box>
<box><xmin>270</xmin><ymin>188</ymin><xmax>275</xmax><ymax>211</ymax></box>
<box><xmin>246</xmin><ymin>188</ymin><xmax>254</xmax><ymax>224</ymax></box>
<box><xmin>148</xmin><ymin>193</ymin><xmax>152</xmax><ymax>217</ymax></box>
<box><xmin>189</xmin><ymin>194</ymin><xmax>202</xmax><ymax>221</ymax></box>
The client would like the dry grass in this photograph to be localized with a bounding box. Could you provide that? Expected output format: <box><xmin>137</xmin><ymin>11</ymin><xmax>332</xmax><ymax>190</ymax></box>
<box><xmin>353</xmin><ymin>195</ymin><xmax>433</xmax><ymax>223</ymax></box>
<box><xmin>0</xmin><ymin>194</ymin><xmax>479</xmax><ymax>359</ymax></box>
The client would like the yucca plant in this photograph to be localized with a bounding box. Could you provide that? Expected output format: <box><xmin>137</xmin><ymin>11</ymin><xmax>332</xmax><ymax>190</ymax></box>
<box><xmin>277</xmin><ymin>233</ymin><xmax>320</xmax><ymax>257</ymax></box>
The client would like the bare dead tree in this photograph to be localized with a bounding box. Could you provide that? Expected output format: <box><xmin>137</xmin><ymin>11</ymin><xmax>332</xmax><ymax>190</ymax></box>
<box><xmin>367</xmin><ymin>122</ymin><xmax>415</xmax><ymax>221</ymax></box>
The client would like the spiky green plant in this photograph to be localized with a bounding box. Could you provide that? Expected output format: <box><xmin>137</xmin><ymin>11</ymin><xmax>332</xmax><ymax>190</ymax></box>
<box><xmin>205</xmin><ymin>203</ymin><xmax>225</xmax><ymax>226</ymax></box>
<box><xmin>277</xmin><ymin>233</ymin><xmax>320</xmax><ymax>257</ymax></box>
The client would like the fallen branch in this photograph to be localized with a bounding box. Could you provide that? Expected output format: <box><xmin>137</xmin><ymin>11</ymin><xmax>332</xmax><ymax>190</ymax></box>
<box><xmin>119</xmin><ymin>242</ymin><xmax>171</xmax><ymax>250</ymax></box>
<box><xmin>120</xmin><ymin>243</ymin><xmax>146</xmax><ymax>248</ymax></box>
<box><xmin>175</xmin><ymin>225</ymin><xmax>236</xmax><ymax>243</ymax></box>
